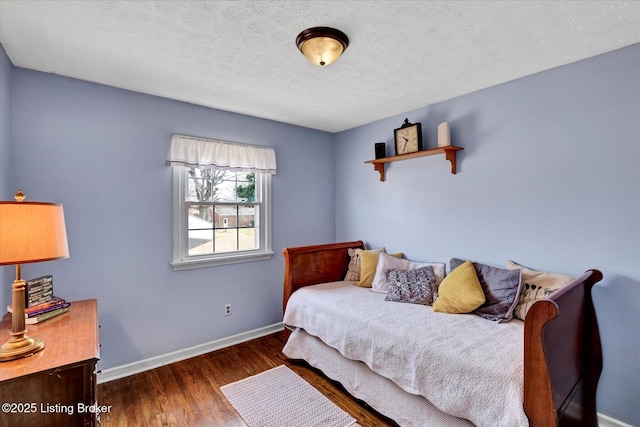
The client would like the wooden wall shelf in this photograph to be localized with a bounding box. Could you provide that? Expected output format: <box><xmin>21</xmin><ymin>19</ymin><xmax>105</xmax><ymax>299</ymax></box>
<box><xmin>365</xmin><ymin>146</ymin><xmax>463</xmax><ymax>181</ymax></box>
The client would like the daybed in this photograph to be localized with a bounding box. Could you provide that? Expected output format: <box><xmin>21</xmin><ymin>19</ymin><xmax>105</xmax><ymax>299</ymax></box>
<box><xmin>281</xmin><ymin>241</ymin><xmax>602</xmax><ymax>427</ymax></box>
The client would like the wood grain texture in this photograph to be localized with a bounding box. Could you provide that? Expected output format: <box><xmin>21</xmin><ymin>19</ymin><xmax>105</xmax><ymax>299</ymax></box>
<box><xmin>524</xmin><ymin>269</ymin><xmax>602</xmax><ymax>427</ymax></box>
<box><xmin>282</xmin><ymin>240</ymin><xmax>364</xmax><ymax>314</ymax></box>
<box><xmin>98</xmin><ymin>332</ymin><xmax>396</xmax><ymax>427</ymax></box>
<box><xmin>0</xmin><ymin>299</ymin><xmax>99</xmax><ymax>382</ymax></box>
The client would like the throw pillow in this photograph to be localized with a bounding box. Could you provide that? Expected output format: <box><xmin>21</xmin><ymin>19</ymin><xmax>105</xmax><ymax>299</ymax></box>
<box><xmin>506</xmin><ymin>260</ymin><xmax>575</xmax><ymax>321</ymax></box>
<box><xmin>433</xmin><ymin>260</ymin><xmax>485</xmax><ymax>314</ymax></box>
<box><xmin>353</xmin><ymin>248</ymin><xmax>396</xmax><ymax>287</ymax></box>
<box><xmin>371</xmin><ymin>252</ymin><xmax>446</xmax><ymax>294</ymax></box>
<box><xmin>450</xmin><ymin>258</ymin><xmax>523</xmax><ymax>323</ymax></box>
<box><xmin>385</xmin><ymin>266</ymin><xmax>437</xmax><ymax>305</ymax></box>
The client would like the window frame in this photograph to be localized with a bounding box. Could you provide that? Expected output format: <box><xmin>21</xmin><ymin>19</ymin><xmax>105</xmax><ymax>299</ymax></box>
<box><xmin>171</xmin><ymin>166</ymin><xmax>273</xmax><ymax>270</ymax></box>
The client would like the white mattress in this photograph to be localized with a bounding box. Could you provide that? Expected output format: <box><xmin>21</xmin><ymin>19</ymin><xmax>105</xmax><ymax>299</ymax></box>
<box><xmin>283</xmin><ymin>281</ymin><xmax>528</xmax><ymax>427</ymax></box>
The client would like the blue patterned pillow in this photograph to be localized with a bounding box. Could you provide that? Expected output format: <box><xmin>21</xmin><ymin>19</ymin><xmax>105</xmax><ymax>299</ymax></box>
<box><xmin>385</xmin><ymin>265</ymin><xmax>437</xmax><ymax>305</ymax></box>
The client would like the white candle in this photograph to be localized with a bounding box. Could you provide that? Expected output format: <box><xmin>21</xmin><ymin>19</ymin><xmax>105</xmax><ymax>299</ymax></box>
<box><xmin>437</xmin><ymin>122</ymin><xmax>451</xmax><ymax>147</ymax></box>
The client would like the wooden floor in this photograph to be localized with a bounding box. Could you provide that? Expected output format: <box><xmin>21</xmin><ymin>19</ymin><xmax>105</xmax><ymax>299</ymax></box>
<box><xmin>98</xmin><ymin>331</ymin><xmax>397</xmax><ymax>426</ymax></box>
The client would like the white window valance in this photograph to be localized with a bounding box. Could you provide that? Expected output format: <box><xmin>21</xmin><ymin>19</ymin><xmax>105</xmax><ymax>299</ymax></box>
<box><xmin>166</xmin><ymin>134</ymin><xmax>276</xmax><ymax>174</ymax></box>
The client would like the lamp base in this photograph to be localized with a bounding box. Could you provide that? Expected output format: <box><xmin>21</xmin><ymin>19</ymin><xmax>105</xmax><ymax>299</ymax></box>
<box><xmin>0</xmin><ymin>333</ymin><xmax>45</xmax><ymax>362</ymax></box>
<box><xmin>0</xmin><ymin>268</ymin><xmax>46</xmax><ymax>361</ymax></box>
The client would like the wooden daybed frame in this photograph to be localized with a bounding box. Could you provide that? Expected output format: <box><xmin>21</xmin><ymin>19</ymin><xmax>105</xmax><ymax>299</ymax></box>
<box><xmin>282</xmin><ymin>240</ymin><xmax>603</xmax><ymax>427</ymax></box>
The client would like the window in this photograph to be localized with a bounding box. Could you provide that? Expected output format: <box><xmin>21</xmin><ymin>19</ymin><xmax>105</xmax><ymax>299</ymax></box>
<box><xmin>172</xmin><ymin>167</ymin><xmax>272</xmax><ymax>269</ymax></box>
<box><xmin>167</xmin><ymin>135</ymin><xmax>275</xmax><ymax>270</ymax></box>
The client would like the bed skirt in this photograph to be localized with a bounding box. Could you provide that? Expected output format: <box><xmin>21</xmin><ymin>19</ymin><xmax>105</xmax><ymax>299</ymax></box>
<box><xmin>282</xmin><ymin>328</ymin><xmax>474</xmax><ymax>427</ymax></box>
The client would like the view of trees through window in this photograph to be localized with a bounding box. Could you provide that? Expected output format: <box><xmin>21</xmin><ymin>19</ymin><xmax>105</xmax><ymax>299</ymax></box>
<box><xmin>186</xmin><ymin>168</ymin><xmax>259</xmax><ymax>255</ymax></box>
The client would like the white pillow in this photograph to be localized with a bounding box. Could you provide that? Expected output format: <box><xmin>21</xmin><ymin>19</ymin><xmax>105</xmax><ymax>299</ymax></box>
<box><xmin>371</xmin><ymin>252</ymin><xmax>446</xmax><ymax>294</ymax></box>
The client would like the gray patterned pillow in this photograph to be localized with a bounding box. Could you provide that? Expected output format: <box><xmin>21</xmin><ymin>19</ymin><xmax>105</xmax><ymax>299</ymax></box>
<box><xmin>385</xmin><ymin>265</ymin><xmax>437</xmax><ymax>305</ymax></box>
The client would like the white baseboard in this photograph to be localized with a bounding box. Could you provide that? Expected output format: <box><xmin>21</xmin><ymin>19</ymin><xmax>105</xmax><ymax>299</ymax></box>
<box><xmin>599</xmin><ymin>413</ymin><xmax>636</xmax><ymax>427</ymax></box>
<box><xmin>97</xmin><ymin>322</ymin><xmax>284</xmax><ymax>384</ymax></box>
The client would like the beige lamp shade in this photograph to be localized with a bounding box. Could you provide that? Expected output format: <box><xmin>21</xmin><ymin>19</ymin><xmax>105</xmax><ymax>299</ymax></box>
<box><xmin>0</xmin><ymin>201</ymin><xmax>69</xmax><ymax>265</ymax></box>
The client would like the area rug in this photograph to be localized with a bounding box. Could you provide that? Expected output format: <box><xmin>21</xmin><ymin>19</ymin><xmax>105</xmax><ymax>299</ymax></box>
<box><xmin>220</xmin><ymin>365</ymin><xmax>357</xmax><ymax>427</ymax></box>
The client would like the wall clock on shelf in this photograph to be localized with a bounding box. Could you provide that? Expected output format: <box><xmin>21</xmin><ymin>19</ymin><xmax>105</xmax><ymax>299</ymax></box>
<box><xmin>394</xmin><ymin>118</ymin><xmax>422</xmax><ymax>155</ymax></box>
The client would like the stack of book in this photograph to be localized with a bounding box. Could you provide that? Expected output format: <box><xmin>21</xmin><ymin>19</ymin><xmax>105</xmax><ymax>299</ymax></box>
<box><xmin>7</xmin><ymin>275</ymin><xmax>71</xmax><ymax>324</ymax></box>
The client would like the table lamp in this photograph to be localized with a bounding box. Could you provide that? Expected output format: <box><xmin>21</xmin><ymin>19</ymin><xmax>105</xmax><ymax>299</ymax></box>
<box><xmin>0</xmin><ymin>190</ymin><xmax>69</xmax><ymax>361</ymax></box>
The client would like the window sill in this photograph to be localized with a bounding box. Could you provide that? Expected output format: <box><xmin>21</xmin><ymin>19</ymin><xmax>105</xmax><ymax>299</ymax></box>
<box><xmin>171</xmin><ymin>251</ymin><xmax>274</xmax><ymax>271</ymax></box>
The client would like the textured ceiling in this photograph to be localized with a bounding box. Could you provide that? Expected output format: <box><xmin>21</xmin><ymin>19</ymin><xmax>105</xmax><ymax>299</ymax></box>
<box><xmin>1</xmin><ymin>1</ymin><xmax>638</xmax><ymax>133</ymax></box>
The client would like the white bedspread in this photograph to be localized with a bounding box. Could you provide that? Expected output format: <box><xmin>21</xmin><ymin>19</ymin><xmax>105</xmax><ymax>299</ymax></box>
<box><xmin>283</xmin><ymin>281</ymin><xmax>528</xmax><ymax>427</ymax></box>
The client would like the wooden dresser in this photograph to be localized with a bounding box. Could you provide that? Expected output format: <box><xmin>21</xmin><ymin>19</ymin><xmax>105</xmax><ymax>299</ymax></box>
<box><xmin>0</xmin><ymin>299</ymin><xmax>100</xmax><ymax>427</ymax></box>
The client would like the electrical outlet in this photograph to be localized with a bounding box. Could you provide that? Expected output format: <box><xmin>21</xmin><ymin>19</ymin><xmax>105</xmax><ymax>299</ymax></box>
<box><xmin>224</xmin><ymin>304</ymin><xmax>232</xmax><ymax>316</ymax></box>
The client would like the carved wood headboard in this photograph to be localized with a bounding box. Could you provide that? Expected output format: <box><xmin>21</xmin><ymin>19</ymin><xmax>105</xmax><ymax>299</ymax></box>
<box><xmin>282</xmin><ymin>240</ymin><xmax>365</xmax><ymax>313</ymax></box>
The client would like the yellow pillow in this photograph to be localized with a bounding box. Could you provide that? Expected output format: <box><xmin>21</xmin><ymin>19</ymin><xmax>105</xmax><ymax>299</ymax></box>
<box><xmin>354</xmin><ymin>249</ymin><xmax>403</xmax><ymax>288</ymax></box>
<box><xmin>433</xmin><ymin>260</ymin><xmax>486</xmax><ymax>314</ymax></box>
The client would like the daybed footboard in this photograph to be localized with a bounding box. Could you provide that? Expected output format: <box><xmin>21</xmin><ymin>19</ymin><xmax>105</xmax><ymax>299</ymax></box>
<box><xmin>282</xmin><ymin>241</ymin><xmax>603</xmax><ymax>427</ymax></box>
<box><xmin>524</xmin><ymin>269</ymin><xmax>603</xmax><ymax>427</ymax></box>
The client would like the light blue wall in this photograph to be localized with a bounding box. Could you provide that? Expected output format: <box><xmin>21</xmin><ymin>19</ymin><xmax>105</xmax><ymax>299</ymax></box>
<box><xmin>10</xmin><ymin>67</ymin><xmax>336</xmax><ymax>370</ymax></box>
<box><xmin>0</xmin><ymin>45</ymin><xmax>13</xmax><ymax>310</ymax></box>
<box><xmin>334</xmin><ymin>44</ymin><xmax>640</xmax><ymax>425</ymax></box>
<box><xmin>0</xmin><ymin>45</ymin><xmax>11</xmax><ymax>199</ymax></box>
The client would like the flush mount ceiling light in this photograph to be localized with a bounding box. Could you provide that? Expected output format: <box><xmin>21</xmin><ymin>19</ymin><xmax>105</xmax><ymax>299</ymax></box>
<box><xmin>296</xmin><ymin>27</ymin><xmax>349</xmax><ymax>66</ymax></box>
